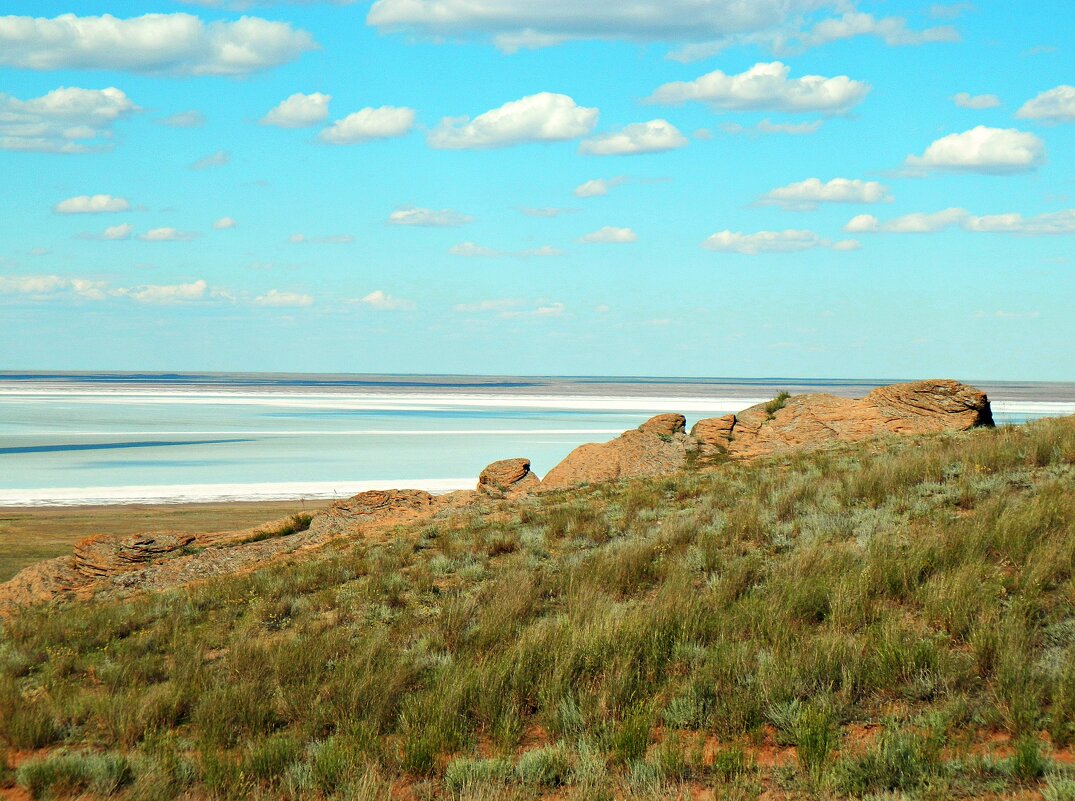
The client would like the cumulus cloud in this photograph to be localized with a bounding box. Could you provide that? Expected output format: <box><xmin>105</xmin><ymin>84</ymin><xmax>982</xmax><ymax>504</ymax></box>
<box><xmin>319</xmin><ymin>106</ymin><xmax>414</xmax><ymax>144</ymax></box>
<box><xmin>190</xmin><ymin>150</ymin><xmax>230</xmax><ymax>170</ymax></box>
<box><xmin>702</xmin><ymin>229</ymin><xmax>824</xmax><ymax>254</ymax></box>
<box><xmin>138</xmin><ymin>227</ymin><xmax>198</xmax><ymax>242</ymax></box>
<box><xmin>581</xmin><ymin>226</ymin><xmax>638</xmax><ymax>244</ymax></box>
<box><xmin>428</xmin><ymin>93</ymin><xmax>598</xmax><ymax>150</ymax></box>
<box><xmin>954</xmin><ymin>92</ymin><xmax>1000</xmax><ymax>109</ymax></box>
<box><xmin>905</xmin><ymin>126</ymin><xmax>1045</xmax><ymax>174</ymax></box>
<box><xmin>55</xmin><ymin>194</ymin><xmax>130</xmax><ymax>214</ymax></box>
<box><xmin>720</xmin><ymin>119</ymin><xmax>822</xmax><ymax>136</ymax></box>
<box><xmin>0</xmin><ymin>14</ymin><xmax>316</xmax><ymax>76</ymax></box>
<box><xmin>161</xmin><ymin>110</ymin><xmax>204</xmax><ymax>128</ymax></box>
<box><xmin>255</xmin><ymin>289</ymin><xmax>314</xmax><ymax>307</ymax></box>
<box><xmin>261</xmin><ymin>92</ymin><xmax>331</xmax><ymax>128</ymax></box>
<box><xmin>649</xmin><ymin>62</ymin><xmax>870</xmax><ymax>114</ymax></box>
<box><xmin>846</xmin><ymin>207</ymin><xmax>1075</xmax><ymax>236</ymax></box>
<box><xmin>0</xmin><ymin>274</ymin><xmax>109</xmax><ymax>300</ymax></box>
<box><xmin>213</xmin><ymin>217</ymin><xmax>237</xmax><ymax>230</ymax></box>
<box><xmin>579</xmin><ymin>119</ymin><xmax>687</xmax><ymax>156</ymax></box>
<box><xmin>288</xmin><ymin>233</ymin><xmax>354</xmax><ymax>244</ymax></box>
<box><xmin>388</xmin><ymin>207</ymin><xmax>473</xmax><ymax>227</ymax></box>
<box><xmin>1017</xmin><ymin>85</ymin><xmax>1075</xmax><ymax>123</ymax></box>
<box><xmin>360</xmin><ymin>290</ymin><xmax>413</xmax><ymax>311</ymax></box>
<box><xmin>573</xmin><ymin>177</ymin><xmax>627</xmax><ymax>198</ymax></box>
<box><xmin>796</xmin><ymin>12</ymin><xmax>958</xmax><ymax>49</ymax></box>
<box><xmin>1</xmin><ymin>86</ymin><xmax>139</xmax><ymax>153</ymax></box>
<box><xmin>759</xmin><ymin>178</ymin><xmax>891</xmax><ymax>211</ymax></box>
<box><xmin>114</xmin><ymin>279</ymin><xmax>208</xmax><ymax>304</ymax></box>
<box><xmin>95</xmin><ymin>223</ymin><xmax>133</xmax><ymax>240</ymax></box>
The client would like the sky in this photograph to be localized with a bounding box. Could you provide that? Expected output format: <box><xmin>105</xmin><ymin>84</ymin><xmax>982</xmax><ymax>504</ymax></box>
<box><xmin>0</xmin><ymin>0</ymin><xmax>1072</xmax><ymax>381</ymax></box>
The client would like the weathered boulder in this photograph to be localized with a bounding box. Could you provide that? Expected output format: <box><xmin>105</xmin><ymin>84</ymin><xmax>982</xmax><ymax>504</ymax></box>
<box><xmin>640</xmin><ymin>414</ymin><xmax>687</xmax><ymax>437</ymax></box>
<box><xmin>0</xmin><ymin>557</ymin><xmax>85</xmax><ymax>609</ymax></box>
<box><xmin>478</xmin><ymin>458</ymin><xmax>540</xmax><ymax>497</ymax></box>
<box><xmin>540</xmin><ymin>414</ymin><xmax>693</xmax><ymax>490</ymax></box>
<box><xmin>307</xmin><ymin>489</ymin><xmax>437</xmax><ymax>536</ymax></box>
<box><xmin>696</xmin><ymin>379</ymin><xmax>993</xmax><ymax>460</ymax></box>
<box><xmin>75</xmin><ymin>532</ymin><xmax>196</xmax><ymax>578</ymax></box>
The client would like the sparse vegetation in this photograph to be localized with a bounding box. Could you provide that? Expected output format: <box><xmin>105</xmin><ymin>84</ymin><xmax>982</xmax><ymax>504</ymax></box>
<box><xmin>1</xmin><ymin>416</ymin><xmax>1073</xmax><ymax>799</ymax></box>
<box><xmin>764</xmin><ymin>390</ymin><xmax>792</xmax><ymax>419</ymax></box>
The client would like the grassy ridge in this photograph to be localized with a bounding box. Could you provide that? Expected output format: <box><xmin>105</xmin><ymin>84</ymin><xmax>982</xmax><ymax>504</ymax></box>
<box><xmin>1</xmin><ymin>417</ymin><xmax>1074</xmax><ymax>800</ymax></box>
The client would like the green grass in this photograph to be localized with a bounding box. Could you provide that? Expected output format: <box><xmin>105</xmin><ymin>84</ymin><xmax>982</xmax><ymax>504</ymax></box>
<box><xmin>764</xmin><ymin>390</ymin><xmax>792</xmax><ymax>419</ymax></box>
<box><xmin>1</xmin><ymin>416</ymin><xmax>1074</xmax><ymax>799</ymax></box>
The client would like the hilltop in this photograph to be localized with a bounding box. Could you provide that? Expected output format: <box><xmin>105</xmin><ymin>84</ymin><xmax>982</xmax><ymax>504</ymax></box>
<box><xmin>1</xmin><ymin>383</ymin><xmax>1074</xmax><ymax>799</ymax></box>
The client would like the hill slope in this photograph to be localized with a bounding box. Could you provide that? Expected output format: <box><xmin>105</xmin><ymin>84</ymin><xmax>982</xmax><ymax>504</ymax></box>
<box><xmin>2</xmin><ymin>416</ymin><xmax>1074</xmax><ymax>800</ymax></box>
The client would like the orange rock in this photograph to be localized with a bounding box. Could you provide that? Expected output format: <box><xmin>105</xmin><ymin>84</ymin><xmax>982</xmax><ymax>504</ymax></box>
<box><xmin>307</xmin><ymin>489</ymin><xmax>437</xmax><ymax>536</ymax></box>
<box><xmin>477</xmin><ymin>458</ymin><xmax>540</xmax><ymax>497</ymax></box>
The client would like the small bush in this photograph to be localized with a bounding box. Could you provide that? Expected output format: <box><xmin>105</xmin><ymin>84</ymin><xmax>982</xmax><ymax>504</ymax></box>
<box><xmin>444</xmin><ymin>757</ymin><xmax>512</xmax><ymax>792</ymax></box>
<box><xmin>830</xmin><ymin>726</ymin><xmax>938</xmax><ymax>796</ymax></box>
<box><xmin>764</xmin><ymin>392</ymin><xmax>792</xmax><ymax>420</ymax></box>
<box><xmin>515</xmin><ymin>744</ymin><xmax>572</xmax><ymax>787</ymax></box>
<box><xmin>18</xmin><ymin>751</ymin><xmax>132</xmax><ymax>800</ymax></box>
<box><xmin>1009</xmin><ymin>735</ymin><xmax>1048</xmax><ymax>781</ymax></box>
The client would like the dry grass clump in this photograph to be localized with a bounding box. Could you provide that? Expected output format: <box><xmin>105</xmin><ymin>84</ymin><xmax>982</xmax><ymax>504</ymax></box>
<box><xmin>1</xmin><ymin>416</ymin><xmax>1073</xmax><ymax>799</ymax></box>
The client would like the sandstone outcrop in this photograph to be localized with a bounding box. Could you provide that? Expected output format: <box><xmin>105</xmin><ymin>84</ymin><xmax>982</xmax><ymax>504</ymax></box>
<box><xmin>693</xmin><ymin>379</ymin><xmax>993</xmax><ymax>460</ymax></box>
<box><xmin>477</xmin><ymin>458</ymin><xmax>540</xmax><ymax>497</ymax></box>
<box><xmin>540</xmin><ymin>414</ymin><xmax>693</xmax><ymax>490</ymax></box>
<box><xmin>307</xmin><ymin>490</ymin><xmax>438</xmax><ymax>537</ymax></box>
<box><xmin>0</xmin><ymin>380</ymin><xmax>995</xmax><ymax>614</ymax></box>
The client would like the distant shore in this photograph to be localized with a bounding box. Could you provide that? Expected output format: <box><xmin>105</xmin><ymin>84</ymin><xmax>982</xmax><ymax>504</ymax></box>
<box><xmin>0</xmin><ymin>499</ymin><xmax>332</xmax><ymax>583</ymax></box>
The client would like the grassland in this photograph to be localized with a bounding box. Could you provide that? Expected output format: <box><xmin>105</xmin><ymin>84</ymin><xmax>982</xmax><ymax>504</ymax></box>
<box><xmin>1</xmin><ymin>417</ymin><xmax>1074</xmax><ymax>800</ymax></box>
<box><xmin>0</xmin><ymin>501</ymin><xmax>331</xmax><ymax>583</ymax></box>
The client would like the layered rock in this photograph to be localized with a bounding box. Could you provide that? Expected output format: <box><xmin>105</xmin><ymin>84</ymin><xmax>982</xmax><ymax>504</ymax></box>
<box><xmin>307</xmin><ymin>489</ymin><xmax>438</xmax><ymax>537</ymax></box>
<box><xmin>693</xmin><ymin>379</ymin><xmax>993</xmax><ymax>460</ymax></box>
<box><xmin>540</xmin><ymin>414</ymin><xmax>692</xmax><ymax>490</ymax></box>
<box><xmin>477</xmin><ymin>458</ymin><xmax>540</xmax><ymax>497</ymax></box>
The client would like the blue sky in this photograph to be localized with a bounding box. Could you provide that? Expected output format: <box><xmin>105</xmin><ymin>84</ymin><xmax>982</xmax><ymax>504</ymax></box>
<box><xmin>0</xmin><ymin>0</ymin><xmax>1072</xmax><ymax>380</ymax></box>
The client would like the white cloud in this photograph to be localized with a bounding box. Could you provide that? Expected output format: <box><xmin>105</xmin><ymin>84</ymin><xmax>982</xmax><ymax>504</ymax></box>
<box><xmin>388</xmin><ymin>207</ymin><xmax>473</xmax><ymax>227</ymax></box>
<box><xmin>1</xmin><ymin>86</ymin><xmax>140</xmax><ymax>153</ymax></box>
<box><xmin>255</xmin><ymin>289</ymin><xmax>314</xmax><ymax>307</ymax></box>
<box><xmin>367</xmin><ymin>1</ymin><xmax>948</xmax><ymax>57</ymax></box>
<box><xmin>450</xmin><ymin>242</ymin><xmax>563</xmax><ymax>258</ymax></box>
<box><xmin>428</xmin><ymin>92</ymin><xmax>598</xmax><ymax>150</ymax></box>
<box><xmin>213</xmin><ymin>216</ymin><xmax>237</xmax><ymax>230</ymax></box>
<box><xmin>55</xmin><ymin>194</ymin><xmax>130</xmax><ymax>214</ymax></box>
<box><xmin>831</xmin><ymin>239</ymin><xmax>861</xmax><ymax>251</ymax></box>
<box><xmin>797</xmin><ymin>12</ymin><xmax>958</xmax><ymax>49</ymax></box>
<box><xmin>455</xmin><ymin>299</ymin><xmax>520</xmax><ymax>313</ymax></box>
<box><xmin>161</xmin><ymin>110</ymin><xmax>204</xmax><ymax>128</ymax></box>
<box><xmin>649</xmin><ymin>62</ymin><xmax>870</xmax><ymax>114</ymax></box>
<box><xmin>579</xmin><ymin>119</ymin><xmax>687</xmax><ymax>156</ymax></box>
<box><xmin>519</xmin><ymin>207</ymin><xmax>576</xmax><ymax>218</ymax></box>
<box><xmin>573</xmin><ymin>177</ymin><xmax>627</xmax><ymax>198</ymax></box>
<box><xmin>0</xmin><ymin>274</ymin><xmax>108</xmax><ymax>300</ymax></box>
<box><xmin>702</xmin><ymin>229</ymin><xmax>832</xmax><ymax>254</ymax></box>
<box><xmin>847</xmin><ymin>207</ymin><xmax>1075</xmax><ymax>236</ymax></box>
<box><xmin>288</xmin><ymin>233</ymin><xmax>354</xmax><ymax>244</ymax></box>
<box><xmin>930</xmin><ymin>3</ymin><xmax>973</xmax><ymax>19</ymax></box>
<box><xmin>905</xmin><ymin>126</ymin><xmax>1045</xmax><ymax>174</ymax></box>
<box><xmin>191</xmin><ymin>150</ymin><xmax>230</xmax><ymax>170</ymax></box>
<box><xmin>361</xmin><ymin>290</ymin><xmax>413</xmax><ymax>311</ymax></box>
<box><xmin>0</xmin><ymin>14</ymin><xmax>316</xmax><ymax>76</ymax></box>
<box><xmin>138</xmin><ymin>227</ymin><xmax>198</xmax><ymax>242</ymax></box>
<box><xmin>953</xmin><ymin>92</ymin><xmax>1000</xmax><ymax>109</ymax></box>
<box><xmin>720</xmin><ymin>119</ymin><xmax>822</xmax><ymax>136</ymax></box>
<box><xmin>115</xmin><ymin>279</ymin><xmax>208</xmax><ymax>304</ymax></box>
<box><xmin>319</xmin><ymin>106</ymin><xmax>415</xmax><ymax>144</ymax></box>
<box><xmin>760</xmin><ymin>178</ymin><xmax>891</xmax><ymax>211</ymax></box>
<box><xmin>581</xmin><ymin>226</ymin><xmax>638</xmax><ymax>244</ymax></box>
<box><xmin>1017</xmin><ymin>85</ymin><xmax>1075</xmax><ymax>123</ymax></box>
<box><xmin>261</xmin><ymin>92</ymin><xmax>331</xmax><ymax>128</ymax></box>
<box><xmin>102</xmin><ymin>223</ymin><xmax>133</xmax><ymax>240</ymax></box>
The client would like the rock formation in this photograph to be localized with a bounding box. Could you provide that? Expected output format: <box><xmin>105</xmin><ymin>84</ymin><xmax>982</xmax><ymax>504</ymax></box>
<box><xmin>477</xmin><ymin>458</ymin><xmax>540</xmax><ymax>497</ymax></box>
<box><xmin>693</xmin><ymin>379</ymin><xmax>993</xmax><ymax>460</ymax></box>
<box><xmin>540</xmin><ymin>413</ymin><xmax>692</xmax><ymax>490</ymax></box>
<box><xmin>0</xmin><ymin>380</ymin><xmax>996</xmax><ymax>614</ymax></box>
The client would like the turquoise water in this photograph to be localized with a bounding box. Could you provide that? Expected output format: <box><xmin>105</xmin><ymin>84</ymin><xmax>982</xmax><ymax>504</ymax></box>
<box><xmin>0</xmin><ymin>373</ymin><xmax>1072</xmax><ymax>505</ymax></box>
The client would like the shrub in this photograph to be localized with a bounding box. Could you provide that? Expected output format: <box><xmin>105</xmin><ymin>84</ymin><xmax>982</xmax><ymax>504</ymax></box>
<box><xmin>515</xmin><ymin>744</ymin><xmax>572</xmax><ymax>787</ymax></box>
<box><xmin>830</xmin><ymin>725</ymin><xmax>939</xmax><ymax>796</ymax></box>
<box><xmin>764</xmin><ymin>391</ymin><xmax>792</xmax><ymax>419</ymax></box>
<box><xmin>444</xmin><ymin>757</ymin><xmax>512</xmax><ymax>792</ymax></box>
<box><xmin>18</xmin><ymin>751</ymin><xmax>132</xmax><ymax>799</ymax></box>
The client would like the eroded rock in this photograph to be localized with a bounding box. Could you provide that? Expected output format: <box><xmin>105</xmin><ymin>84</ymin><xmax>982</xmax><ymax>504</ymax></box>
<box><xmin>478</xmin><ymin>458</ymin><xmax>540</xmax><ymax>497</ymax></box>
